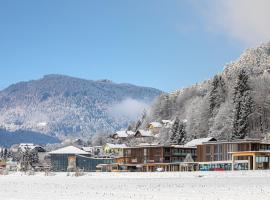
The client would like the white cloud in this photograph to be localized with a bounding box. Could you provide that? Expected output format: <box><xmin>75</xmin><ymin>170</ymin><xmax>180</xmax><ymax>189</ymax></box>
<box><xmin>108</xmin><ymin>98</ymin><xmax>150</xmax><ymax>120</ymax></box>
<box><xmin>199</xmin><ymin>0</ymin><xmax>270</xmax><ymax>45</ymax></box>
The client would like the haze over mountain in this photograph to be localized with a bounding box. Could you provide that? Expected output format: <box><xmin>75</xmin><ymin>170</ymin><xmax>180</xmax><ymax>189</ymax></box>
<box><xmin>144</xmin><ymin>43</ymin><xmax>270</xmax><ymax>142</ymax></box>
<box><xmin>0</xmin><ymin>75</ymin><xmax>162</xmax><ymax>143</ymax></box>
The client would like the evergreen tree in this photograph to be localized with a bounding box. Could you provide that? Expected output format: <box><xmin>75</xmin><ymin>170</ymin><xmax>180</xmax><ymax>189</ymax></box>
<box><xmin>209</xmin><ymin>75</ymin><xmax>226</xmax><ymax>116</ymax></box>
<box><xmin>0</xmin><ymin>148</ymin><xmax>3</xmax><ymax>159</ymax></box>
<box><xmin>160</xmin><ymin>94</ymin><xmax>171</xmax><ymax>119</ymax></box>
<box><xmin>20</xmin><ymin>147</ymin><xmax>31</xmax><ymax>171</ymax></box>
<box><xmin>170</xmin><ymin>118</ymin><xmax>187</xmax><ymax>145</ymax></box>
<box><xmin>133</xmin><ymin>110</ymin><xmax>147</xmax><ymax>132</ymax></box>
<box><xmin>134</xmin><ymin>119</ymin><xmax>142</xmax><ymax>132</ymax></box>
<box><xmin>232</xmin><ymin>69</ymin><xmax>253</xmax><ymax>140</ymax></box>
<box><xmin>3</xmin><ymin>148</ymin><xmax>8</xmax><ymax>160</ymax></box>
<box><xmin>31</xmin><ymin>150</ymin><xmax>39</xmax><ymax>165</ymax></box>
<box><xmin>170</xmin><ymin>117</ymin><xmax>180</xmax><ymax>144</ymax></box>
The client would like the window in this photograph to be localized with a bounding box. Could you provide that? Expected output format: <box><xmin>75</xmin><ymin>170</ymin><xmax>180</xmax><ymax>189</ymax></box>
<box><xmin>206</xmin><ymin>146</ymin><xmax>211</xmax><ymax>154</ymax></box>
<box><xmin>214</xmin><ymin>145</ymin><xmax>218</xmax><ymax>153</ymax></box>
<box><xmin>144</xmin><ymin>149</ymin><xmax>147</xmax><ymax>156</ymax></box>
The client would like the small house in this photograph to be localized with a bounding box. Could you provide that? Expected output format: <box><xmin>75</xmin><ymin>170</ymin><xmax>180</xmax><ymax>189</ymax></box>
<box><xmin>148</xmin><ymin>122</ymin><xmax>163</xmax><ymax>134</ymax></box>
<box><xmin>103</xmin><ymin>143</ymin><xmax>127</xmax><ymax>156</ymax></box>
<box><xmin>134</xmin><ymin>130</ymin><xmax>154</xmax><ymax>138</ymax></box>
<box><xmin>111</xmin><ymin>131</ymin><xmax>135</xmax><ymax>140</ymax></box>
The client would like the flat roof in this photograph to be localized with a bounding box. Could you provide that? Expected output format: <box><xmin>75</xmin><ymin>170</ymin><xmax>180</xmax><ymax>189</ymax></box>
<box><xmin>200</xmin><ymin>139</ymin><xmax>270</xmax><ymax>145</ymax></box>
<box><xmin>229</xmin><ymin>150</ymin><xmax>270</xmax><ymax>154</ymax></box>
<box><xmin>123</xmin><ymin>145</ymin><xmax>196</xmax><ymax>149</ymax></box>
<box><xmin>198</xmin><ymin>160</ymin><xmax>248</xmax><ymax>164</ymax></box>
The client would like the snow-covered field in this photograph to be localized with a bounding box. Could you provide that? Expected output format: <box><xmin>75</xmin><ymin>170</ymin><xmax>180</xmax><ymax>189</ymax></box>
<box><xmin>1</xmin><ymin>171</ymin><xmax>270</xmax><ymax>200</ymax></box>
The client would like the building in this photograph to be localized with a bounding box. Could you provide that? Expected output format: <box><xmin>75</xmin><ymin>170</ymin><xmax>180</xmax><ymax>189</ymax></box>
<box><xmin>103</xmin><ymin>143</ymin><xmax>127</xmax><ymax>156</ymax></box>
<box><xmin>147</xmin><ymin>122</ymin><xmax>163</xmax><ymax>134</ymax></box>
<box><xmin>17</xmin><ymin>143</ymin><xmax>48</xmax><ymax>170</ymax></box>
<box><xmin>5</xmin><ymin>158</ymin><xmax>17</xmax><ymax>171</ymax></box>
<box><xmin>134</xmin><ymin>130</ymin><xmax>154</xmax><ymax>138</ymax></box>
<box><xmin>49</xmin><ymin>146</ymin><xmax>113</xmax><ymax>172</ymax></box>
<box><xmin>111</xmin><ymin>131</ymin><xmax>135</xmax><ymax>141</ymax></box>
<box><xmin>105</xmin><ymin>144</ymin><xmax>197</xmax><ymax>172</ymax></box>
<box><xmin>161</xmin><ymin>120</ymin><xmax>173</xmax><ymax>128</ymax></box>
<box><xmin>197</xmin><ymin>139</ymin><xmax>270</xmax><ymax>171</ymax></box>
<box><xmin>184</xmin><ymin>137</ymin><xmax>217</xmax><ymax>148</ymax></box>
<box><xmin>81</xmin><ymin>147</ymin><xmax>95</xmax><ymax>154</ymax></box>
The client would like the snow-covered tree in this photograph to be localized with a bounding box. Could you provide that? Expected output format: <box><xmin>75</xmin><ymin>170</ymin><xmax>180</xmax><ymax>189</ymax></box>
<box><xmin>170</xmin><ymin>117</ymin><xmax>187</xmax><ymax>145</ymax></box>
<box><xmin>232</xmin><ymin>69</ymin><xmax>253</xmax><ymax>140</ymax></box>
<box><xmin>18</xmin><ymin>147</ymin><xmax>39</xmax><ymax>171</ymax></box>
<box><xmin>209</xmin><ymin>75</ymin><xmax>226</xmax><ymax>116</ymax></box>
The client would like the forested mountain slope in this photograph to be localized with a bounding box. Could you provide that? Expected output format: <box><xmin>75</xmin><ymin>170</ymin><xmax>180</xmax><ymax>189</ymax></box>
<box><xmin>145</xmin><ymin>43</ymin><xmax>270</xmax><ymax>141</ymax></box>
<box><xmin>0</xmin><ymin>75</ymin><xmax>162</xmax><ymax>139</ymax></box>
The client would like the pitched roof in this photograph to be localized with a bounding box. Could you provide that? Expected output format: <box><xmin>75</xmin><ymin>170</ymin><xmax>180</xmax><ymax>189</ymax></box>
<box><xmin>126</xmin><ymin>131</ymin><xmax>135</xmax><ymax>136</ymax></box>
<box><xmin>135</xmin><ymin>130</ymin><xmax>154</xmax><ymax>137</ymax></box>
<box><xmin>115</xmin><ymin>131</ymin><xmax>128</xmax><ymax>138</ymax></box>
<box><xmin>49</xmin><ymin>146</ymin><xmax>90</xmax><ymax>155</ymax></box>
<box><xmin>184</xmin><ymin>137</ymin><xmax>217</xmax><ymax>148</ymax></box>
<box><xmin>113</xmin><ymin>131</ymin><xmax>136</xmax><ymax>138</ymax></box>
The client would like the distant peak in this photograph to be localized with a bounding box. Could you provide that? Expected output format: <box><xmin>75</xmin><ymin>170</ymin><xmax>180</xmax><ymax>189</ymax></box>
<box><xmin>43</xmin><ymin>74</ymin><xmax>68</xmax><ymax>79</ymax></box>
<box><xmin>96</xmin><ymin>79</ymin><xmax>113</xmax><ymax>83</ymax></box>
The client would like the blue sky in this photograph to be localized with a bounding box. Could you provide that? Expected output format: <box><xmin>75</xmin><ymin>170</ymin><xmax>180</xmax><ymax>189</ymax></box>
<box><xmin>0</xmin><ymin>0</ymin><xmax>269</xmax><ymax>92</ymax></box>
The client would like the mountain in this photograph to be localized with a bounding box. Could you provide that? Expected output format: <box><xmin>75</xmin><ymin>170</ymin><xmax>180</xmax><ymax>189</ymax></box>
<box><xmin>144</xmin><ymin>43</ymin><xmax>270</xmax><ymax>141</ymax></box>
<box><xmin>0</xmin><ymin>75</ymin><xmax>162</xmax><ymax>142</ymax></box>
<box><xmin>0</xmin><ymin>129</ymin><xmax>60</xmax><ymax>148</ymax></box>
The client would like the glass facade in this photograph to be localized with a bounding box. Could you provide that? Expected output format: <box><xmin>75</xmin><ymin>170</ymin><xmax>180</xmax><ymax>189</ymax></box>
<box><xmin>51</xmin><ymin>154</ymin><xmax>69</xmax><ymax>172</ymax></box>
<box><xmin>51</xmin><ymin>154</ymin><xmax>113</xmax><ymax>172</ymax></box>
<box><xmin>76</xmin><ymin>155</ymin><xmax>113</xmax><ymax>171</ymax></box>
<box><xmin>199</xmin><ymin>163</ymin><xmax>232</xmax><ymax>171</ymax></box>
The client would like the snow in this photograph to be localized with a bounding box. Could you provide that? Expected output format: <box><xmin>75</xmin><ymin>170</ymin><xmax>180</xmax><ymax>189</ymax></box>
<box><xmin>19</xmin><ymin>143</ymin><xmax>43</xmax><ymax>152</ymax></box>
<box><xmin>49</xmin><ymin>146</ymin><xmax>90</xmax><ymax>155</ymax></box>
<box><xmin>136</xmin><ymin>130</ymin><xmax>154</xmax><ymax>137</ymax></box>
<box><xmin>149</xmin><ymin>122</ymin><xmax>163</xmax><ymax>128</ymax></box>
<box><xmin>81</xmin><ymin>147</ymin><xmax>94</xmax><ymax>152</ymax></box>
<box><xmin>116</xmin><ymin>131</ymin><xmax>128</xmax><ymax>138</ymax></box>
<box><xmin>184</xmin><ymin>137</ymin><xmax>216</xmax><ymax>148</ymax></box>
<box><xmin>1</xmin><ymin>171</ymin><xmax>270</xmax><ymax>200</ymax></box>
<box><xmin>105</xmin><ymin>143</ymin><xmax>127</xmax><ymax>148</ymax></box>
<box><xmin>126</xmin><ymin>131</ymin><xmax>135</xmax><ymax>136</ymax></box>
<box><xmin>113</xmin><ymin>131</ymin><xmax>135</xmax><ymax>138</ymax></box>
<box><xmin>37</xmin><ymin>122</ymin><xmax>47</xmax><ymax>127</ymax></box>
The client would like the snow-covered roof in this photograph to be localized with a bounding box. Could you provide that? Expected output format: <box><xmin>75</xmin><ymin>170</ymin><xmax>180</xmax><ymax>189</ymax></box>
<box><xmin>149</xmin><ymin>122</ymin><xmax>162</xmax><ymax>128</ymax></box>
<box><xmin>162</xmin><ymin>120</ymin><xmax>173</xmax><ymax>125</ymax></box>
<box><xmin>126</xmin><ymin>131</ymin><xmax>135</xmax><ymax>136</ymax></box>
<box><xmin>19</xmin><ymin>143</ymin><xmax>35</xmax><ymax>150</ymax></box>
<box><xmin>19</xmin><ymin>143</ymin><xmax>45</xmax><ymax>152</ymax></box>
<box><xmin>81</xmin><ymin>147</ymin><xmax>94</xmax><ymax>152</ymax></box>
<box><xmin>184</xmin><ymin>137</ymin><xmax>217</xmax><ymax>148</ymax></box>
<box><xmin>136</xmin><ymin>143</ymin><xmax>161</xmax><ymax>147</ymax></box>
<box><xmin>113</xmin><ymin>131</ymin><xmax>136</xmax><ymax>138</ymax></box>
<box><xmin>135</xmin><ymin>130</ymin><xmax>154</xmax><ymax>137</ymax></box>
<box><xmin>105</xmin><ymin>143</ymin><xmax>127</xmax><ymax>149</ymax></box>
<box><xmin>115</xmin><ymin>131</ymin><xmax>128</xmax><ymax>138</ymax></box>
<box><xmin>49</xmin><ymin>146</ymin><xmax>90</xmax><ymax>155</ymax></box>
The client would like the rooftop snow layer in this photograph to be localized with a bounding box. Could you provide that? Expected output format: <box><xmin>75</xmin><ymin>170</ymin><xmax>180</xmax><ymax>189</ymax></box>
<box><xmin>184</xmin><ymin>137</ymin><xmax>216</xmax><ymax>148</ymax></box>
<box><xmin>49</xmin><ymin>146</ymin><xmax>90</xmax><ymax>155</ymax></box>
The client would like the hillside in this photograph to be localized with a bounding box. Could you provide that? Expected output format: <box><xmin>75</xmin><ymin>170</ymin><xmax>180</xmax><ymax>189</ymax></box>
<box><xmin>0</xmin><ymin>75</ymin><xmax>162</xmax><ymax>140</ymax></box>
<box><xmin>145</xmin><ymin>43</ymin><xmax>270</xmax><ymax>141</ymax></box>
<box><xmin>0</xmin><ymin>129</ymin><xmax>60</xmax><ymax>147</ymax></box>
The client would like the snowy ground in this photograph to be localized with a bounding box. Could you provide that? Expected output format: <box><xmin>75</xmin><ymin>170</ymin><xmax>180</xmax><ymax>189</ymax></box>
<box><xmin>1</xmin><ymin>171</ymin><xmax>270</xmax><ymax>200</ymax></box>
